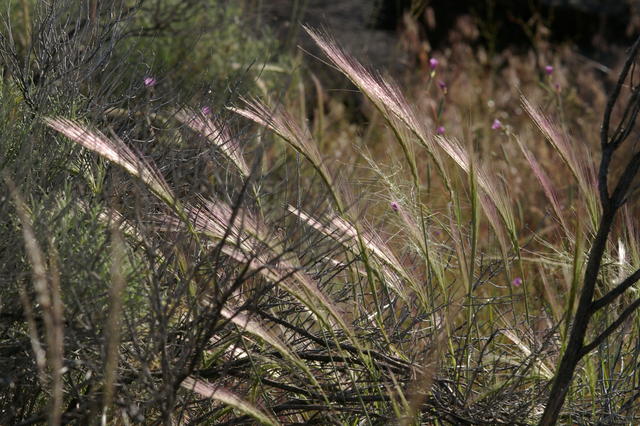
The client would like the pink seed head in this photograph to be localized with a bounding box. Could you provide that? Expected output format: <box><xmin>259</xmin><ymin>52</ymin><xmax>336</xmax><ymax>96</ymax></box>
<box><xmin>491</xmin><ymin>119</ymin><xmax>502</xmax><ymax>130</ymax></box>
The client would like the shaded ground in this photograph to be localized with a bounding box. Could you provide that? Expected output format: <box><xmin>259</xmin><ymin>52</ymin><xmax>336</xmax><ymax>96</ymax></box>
<box><xmin>259</xmin><ymin>1</ymin><xmax>408</xmax><ymax>73</ymax></box>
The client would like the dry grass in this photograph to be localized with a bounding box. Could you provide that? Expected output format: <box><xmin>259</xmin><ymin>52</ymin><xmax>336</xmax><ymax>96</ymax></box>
<box><xmin>5</xmin><ymin>3</ymin><xmax>640</xmax><ymax>424</ymax></box>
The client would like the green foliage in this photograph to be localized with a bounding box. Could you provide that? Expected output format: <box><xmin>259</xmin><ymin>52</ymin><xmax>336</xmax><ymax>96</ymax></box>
<box><xmin>126</xmin><ymin>1</ymin><xmax>280</xmax><ymax>87</ymax></box>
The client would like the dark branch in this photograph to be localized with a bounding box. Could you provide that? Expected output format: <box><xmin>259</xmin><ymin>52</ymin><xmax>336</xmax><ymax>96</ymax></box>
<box><xmin>580</xmin><ymin>296</ymin><xmax>640</xmax><ymax>358</ymax></box>
<box><xmin>601</xmin><ymin>36</ymin><xmax>640</xmax><ymax>147</ymax></box>
<box><xmin>591</xmin><ymin>267</ymin><xmax>640</xmax><ymax>312</ymax></box>
<box><xmin>598</xmin><ymin>36</ymin><xmax>640</xmax><ymax>205</ymax></box>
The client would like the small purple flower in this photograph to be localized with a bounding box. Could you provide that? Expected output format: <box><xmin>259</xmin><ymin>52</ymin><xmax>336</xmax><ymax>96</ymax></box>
<box><xmin>143</xmin><ymin>76</ymin><xmax>157</xmax><ymax>87</ymax></box>
<box><xmin>554</xmin><ymin>82</ymin><xmax>561</xmax><ymax>92</ymax></box>
<box><xmin>491</xmin><ymin>119</ymin><xmax>502</xmax><ymax>130</ymax></box>
<box><xmin>512</xmin><ymin>277</ymin><xmax>523</xmax><ymax>287</ymax></box>
<box><xmin>429</xmin><ymin>58</ymin><xmax>439</xmax><ymax>70</ymax></box>
<box><xmin>545</xmin><ymin>65</ymin><xmax>554</xmax><ymax>75</ymax></box>
<box><xmin>390</xmin><ymin>201</ymin><xmax>399</xmax><ymax>212</ymax></box>
<box><xmin>436</xmin><ymin>126</ymin><xmax>446</xmax><ymax>135</ymax></box>
<box><xmin>201</xmin><ymin>106</ymin><xmax>211</xmax><ymax>115</ymax></box>
<box><xmin>438</xmin><ymin>80</ymin><xmax>447</xmax><ymax>89</ymax></box>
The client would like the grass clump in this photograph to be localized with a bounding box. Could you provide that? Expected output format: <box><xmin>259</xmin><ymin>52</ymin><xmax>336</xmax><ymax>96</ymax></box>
<box><xmin>3</xmin><ymin>2</ymin><xmax>640</xmax><ymax>425</ymax></box>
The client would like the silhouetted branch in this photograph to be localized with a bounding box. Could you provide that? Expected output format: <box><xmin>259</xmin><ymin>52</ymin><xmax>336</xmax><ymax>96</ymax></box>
<box><xmin>580</xmin><ymin>296</ymin><xmax>640</xmax><ymax>357</ymax></box>
<box><xmin>591</xmin><ymin>267</ymin><xmax>640</xmax><ymax>311</ymax></box>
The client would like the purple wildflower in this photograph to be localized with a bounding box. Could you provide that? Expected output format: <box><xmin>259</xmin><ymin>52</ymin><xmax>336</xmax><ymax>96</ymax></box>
<box><xmin>390</xmin><ymin>201</ymin><xmax>399</xmax><ymax>212</ymax></box>
<box><xmin>545</xmin><ymin>65</ymin><xmax>554</xmax><ymax>75</ymax></box>
<box><xmin>436</xmin><ymin>126</ymin><xmax>445</xmax><ymax>135</ymax></box>
<box><xmin>491</xmin><ymin>119</ymin><xmax>502</xmax><ymax>130</ymax></box>
<box><xmin>143</xmin><ymin>76</ymin><xmax>157</xmax><ymax>87</ymax></box>
<box><xmin>429</xmin><ymin>58</ymin><xmax>439</xmax><ymax>70</ymax></box>
<box><xmin>201</xmin><ymin>106</ymin><xmax>211</xmax><ymax>115</ymax></box>
<box><xmin>512</xmin><ymin>277</ymin><xmax>523</xmax><ymax>287</ymax></box>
